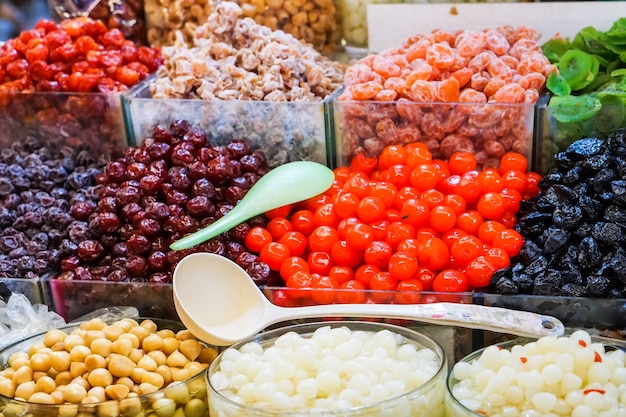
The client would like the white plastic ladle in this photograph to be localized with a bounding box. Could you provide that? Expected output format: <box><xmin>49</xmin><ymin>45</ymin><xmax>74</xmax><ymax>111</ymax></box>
<box><xmin>173</xmin><ymin>253</ymin><xmax>565</xmax><ymax>346</ymax></box>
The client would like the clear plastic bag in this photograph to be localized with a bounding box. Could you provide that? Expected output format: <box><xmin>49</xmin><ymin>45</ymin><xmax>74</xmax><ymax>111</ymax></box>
<box><xmin>0</xmin><ymin>293</ymin><xmax>66</xmax><ymax>349</ymax></box>
<box><xmin>47</xmin><ymin>0</ymin><xmax>148</xmax><ymax>45</ymax></box>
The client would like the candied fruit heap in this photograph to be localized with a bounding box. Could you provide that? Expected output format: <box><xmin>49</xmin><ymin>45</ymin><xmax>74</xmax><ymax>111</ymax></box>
<box><xmin>494</xmin><ymin>128</ymin><xmax>626</xmax><ymax>298</ymax></box>
<box><xmin>337</xmin><ymin>25</ymin><xmax>554</xmax><ymax>168</ymax></box>
<box><xmin>57</xmin><ymin>121</ymin><xmax>275</xmax><ymax>284</ymax></box>
<box><xmin>0</xmin><ymin>137</ymin><xmax>105</xmax><ymax>279</ymax></box>
<box><xmin>0</xmin><ymin>17</ymin><xmax>161</xmax><ymax>94</ymax></box>
<box><xmin>243</xmin><ymin>143</ymin><xmax>541</xmax><ymax>305</ymax></box>
<box><xmin>150</xmin><ymin>2</ymin><xmax>344</xmax><ymax>101</ymax></box>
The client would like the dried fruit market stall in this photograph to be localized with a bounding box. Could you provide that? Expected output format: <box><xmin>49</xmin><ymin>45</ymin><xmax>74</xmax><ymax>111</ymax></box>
<box><xmin>1</xmin><ymin>2</ymin><xmax>626</xmax><ymax>417</ymax></box>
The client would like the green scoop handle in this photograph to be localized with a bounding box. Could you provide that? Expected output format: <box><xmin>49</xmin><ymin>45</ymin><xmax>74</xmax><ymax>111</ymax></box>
<box><xmin>170</xmin><ymin>161</ymin><xmax>335</xmax><ymax>251</ymax></box>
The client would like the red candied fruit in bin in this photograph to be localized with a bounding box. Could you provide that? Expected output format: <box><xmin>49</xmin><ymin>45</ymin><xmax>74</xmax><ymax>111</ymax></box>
<box><xmin>0</xmin><ymin>18</ymin><xmax>162</xmax><ymax>93</ymax></box>
<box><xmin>243</xmin><ymin>146</ymin><xmax>540</xmax><ymax>299</ymax></box>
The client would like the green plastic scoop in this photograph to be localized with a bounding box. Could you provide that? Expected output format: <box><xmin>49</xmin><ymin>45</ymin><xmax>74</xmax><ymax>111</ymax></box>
<box><xmin>170</xmin><ymin>161</ymin><xmax>335</xmax><ymax>251</ymax></box>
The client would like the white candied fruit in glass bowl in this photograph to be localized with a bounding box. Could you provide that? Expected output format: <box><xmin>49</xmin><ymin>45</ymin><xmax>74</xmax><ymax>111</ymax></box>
<box><xmin>207</xmin><ymin>321</ymin><xmax>447</xmax><ymax>417</ymax></box>
<box><xmin>447</xmin><ymin>330</ymin><xmax>626</xmax><ymax>417</ymax></box>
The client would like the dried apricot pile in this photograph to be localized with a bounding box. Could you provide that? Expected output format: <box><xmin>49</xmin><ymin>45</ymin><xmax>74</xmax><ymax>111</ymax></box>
<box><xmin>243</xmin><ymin>143</ymin><xmax>541</xmax><ymax>304</ymax></box>
<box><xmin>337</xmin><ymin>26</ymin><xmax>555</xmax><ymax>170</ymax></box>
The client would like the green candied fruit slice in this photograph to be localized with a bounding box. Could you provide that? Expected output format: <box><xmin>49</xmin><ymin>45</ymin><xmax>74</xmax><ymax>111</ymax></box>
<box><xmin>558</xmin><ymin>50</ymin><xmax>599</xmax><ymax>91</ymax></box>
<box><xmin>572</xmin><ymin>26</ymin><xmax>618</xmax><ymax>61</ymax></box>
<box><xmin>542</xmin><ymin>38</ymin><xmax>570</xmax><ymax>64</ymax></box>
<box><xmin>546</xmin><ymin>72</ymin><xmax>571</xmax><ymax>96</ymax></box>
<box><xmin>611</xmin><ymin>68</ymin><xmax>626</xmax><ymax>77</ymax></box>
<box><xmin>594</xmin><ymin>93</ymin><xmax>626</xmax><ymax>133</ymax></box>
<box><xmin>548</xmin><ymin>95</ymin><xmax>602</xmax><ymax>123</ymax></box>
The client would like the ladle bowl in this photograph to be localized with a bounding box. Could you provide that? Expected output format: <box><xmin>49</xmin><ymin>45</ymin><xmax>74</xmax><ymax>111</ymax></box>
<box><xmin>173</xmin><ymin>253</ymin><xmax>565</xmax><ymax>346</ymax></box>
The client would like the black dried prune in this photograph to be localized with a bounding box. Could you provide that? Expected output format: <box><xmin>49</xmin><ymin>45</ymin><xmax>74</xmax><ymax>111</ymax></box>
<box><xmin>566</xmin><ymin>137</ymin><xmax>603</xmax><ymax>159</ymax></box>
<box><xmin>541</xmin><ymin>226</ymin><xmax>570</xmax><ymax>254</ymax></box>
<box><xmin>587</xmin><ymin>275</ymin><xmax>613</xmax><ymax>297</ymax></box>
<box><xmin>611</xmin><ymin>180</ymin><xmax>626</xmax><ymax>204</ymax></box>
<box><xmin>578</xmin><ymin>236</ymin><xmax>602</xmax><ymax>270</ymax></box>
<box><xmin>592</xmin><ymin>222</ymin><xmax>622</xmax><ymax>245</ymax></box>
<box><xmin>552</xmin><ymin>205</ymin><xmax>584</xmax><ymax>230</ymax></box>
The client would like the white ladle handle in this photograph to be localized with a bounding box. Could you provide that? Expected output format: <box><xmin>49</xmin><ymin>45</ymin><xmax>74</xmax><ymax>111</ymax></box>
<box><xmin>271</xmin><ymin>302</ymin><xmax>564</xmax><ymax>338</ymax></box>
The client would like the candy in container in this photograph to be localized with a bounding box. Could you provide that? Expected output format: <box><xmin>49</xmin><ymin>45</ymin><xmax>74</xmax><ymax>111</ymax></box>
<box><xmin>334</xmin><ymin>25</ymin><xmax>555</xmax><ymax>170</ymax></box>
<box><xmin>207</xmin><ymin>321</ymin><xmax>447</xmax><ymax>417</ymax></box>
<box><xmin>446</xmin><ymin>330</ymin><xmax>626</xmax><ymax>417</ymax></box>
<box><xmin>48</xmin><ymin>0</ymin><xmax>148</xmax><ymax>45</ymax></box>
<box><xmin>229</xmin><ymin>0</ymin><xmax>342</xmax><ymax>52</ymax></box>
<box><xmin>0</xmin><ymin>317</ymin><xmax>219</xmax><ymax>417</ymax></box>
<box><xmin>144</xmin><ymin>0</ymin><xmax>213</xmax><ymax>47</ymax></box>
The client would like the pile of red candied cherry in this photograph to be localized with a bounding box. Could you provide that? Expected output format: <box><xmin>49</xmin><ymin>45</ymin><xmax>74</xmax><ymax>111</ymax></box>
<box><xmin>242</xmin><ymin>143</ymin><xmax>540</xmax><ymax>304</ymax></box>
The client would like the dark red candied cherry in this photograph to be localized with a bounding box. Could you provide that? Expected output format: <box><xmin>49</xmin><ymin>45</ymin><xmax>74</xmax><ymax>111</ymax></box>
<box><xmin>202</xmin><ymin>238</ymin><xmax>226</xmax><ymax>256</ymax></box>
<box><xmin>122</xmin><ymin>202</ymin><xmax>142</xmax><ymax>221</ymax></box>
<box><xmin>169</xmin><ymin>120</ymin><xmax>192</xmax><ymax>139</ymax></box>
<box><xmin>197</xmin><ymin>147</ymin><xmax>219</xmax><ymax>163</ymax></box>
<box><xmin>147</xmin><ymin>142</ymin><xmax>171</xmax><ymax>161</ymax></box>
<box><xmin>112</xmin><ymin>242</ymin><xmax>127</xmax><ymax>257</ymax></box>
<box><xmin>167</xmin><ymin>204</ymin><xmax>183</xmax><ymax>218</ymax></box>
<box><xmin>116</xmin><ymin>186</ymin><xmax>141</xmax><ymax>205</ymax></box>
<box><xmin>231</xmin><ymin>172</ymin><xmax>258</xmax><ymax>189</ymax></box>
<box><xmin>168</xmin><ymin>167</ymin><xmax>192</xmax><ymax>191</ymax></box>
<box><xmin>110</xmin><ymin>256</ymin><xmax>128</xmax><ymax>270</ymax></box>
<box><xmin>182</xmin><ymin>127</ymin><xmax>207</xmax><ymax>148</ymax></box>
<box><xmin>149</xmin><ymin>272</ymin><xmax>170</xmax><ymax>283</ymax></box>
<box><xmin>125</xmin><ymin>147</ymin><xmax>151</xmax><ymax>165</ymax></box>
<box><xmin>147</xmin><ymin>160</ymin><xmax>168</xmax><ymax>180</ymax></box>
<box><xmin>170</xmin><ymin>147</ymin><xmax>195</xmax><ymax>167</ymax></box>
<box><xmin>225</xmin><ymin>186</ymin><xmax>245</xmax><ymax>204</ymax></box>
<box><xmin>216</xmin><ymin>204</ymin><xmax>234</xmax><ymax>219</ymax></box>
<box><xmin>56</xmin><ymin>270</ymin><xmax>76</xmax><ymax>280</ymax></box>
<box><xmin>186</xmin><ymin>196</ymin><xmax>215</xmax><ymax>219</ymax></box>
<box><xmin>206</xmin><ymin>156</ymin><xmax>236</xmax><ymax>185</ymax></box>
<box><xmin>138</xmin><ymin>217</ymin><xmax>161</xmax><ymax>237</ymax></box>
<box><xmin>151</xmin><ymin>125</ymin><xmax>172</xmax><ymax>144</ymax></box>
<box><xmin>165</xmin><ymin>249</ymin><xmax>185</xmax><ymax>267</ymax></box>
<box><xmin>107</xmin><ymin>268</ymin><xmax>129</xmax><ymax>282</ymax></box>
<box><xmin>69</xmin><ymin>198</ymin><xmax>96</xmax><ymax>219</ymax></box>
<box><xmin>236</xmin><ymin>251</ymin><xmax>258</xmax><ymax>269</ymax></box>
<box><xmin>90</xmin><ymin>265</ymin><xmax>111</xmax><ymax>280</ymax></box>
<box><xmin>173</xmin><ymin>215</ymin><xmax>197</xmax><ymax>234</ymax></box>
<box><xmin>191</xmin><ymin>178</ymin><xmax>215</xmax><ymax>198</ymax></box>
<box><xmin>102</xmin><ymin>184</ymin><xmax>120</xmax><ymax>198</ymax></box>
<box><xmin>100</xmin><ymin>234</ymin><xmax>118</xmax><ymax>248</ymax></box>
<box><xmin>147</xmin><ymin>251</ymin><xmax>167</xmax><ymax>272</ymax></box>
<box><xmin>105</xmin><ymin>161</ymin><xmax>127</xmax><ymax>183</ymax></box>
<box><xmin>97</xmin><ymin>196</ymin><xmax>120</xmax><ymax>213</ymax></box>
<box><xmin>76</xmin><ymin>240</ymin><xmax>104</xmax><ymax>262</ymax></box>
<box><xmin>246</xmin><ymin>261</ymin><xmax>272</xmax><ymax>286</ymax></box>
<box><xmin>225</xmin><ymin>241</ymin><xmax>245</xmax><ymax>260</ymax></box>
<box><xmin>150</xmin><ymin>237</ymin><xmax>168</xmax><ymax>253</ymax></box>
<box><xmin>229</xmin><ymin>222</ymin><xmax>251</xmax><ymax>242</ymax></box>
<box><xmin>227</xmin><ymin>139</ymin><xmax>252</xmax><ymax>159</ymax></box>
<box><xmin>97</xmin><ymin>212</ymin><xmax>121</xmax><ymax>234</ymax></box>
<box><xmin>74</xmin><ymin>266</ymin><xmax>94</xmax><ymax>281</ymax></box>
<box><xmin>165</xmin><ymin>189</ymin><xmax>188</xmax><ymax>206</ymax></box>
<box><xmin>60</xmin><ymin>255</ymin><xmax>80</xmax><ymax>271</ymax></box>
<box><xmin>144</xmin><ymin>201</ymin><xmax>170</xmax><ymax>221</ymax></box>
<box><xmin>126</xmin><ymin>162</ymin><xmax>147</xmax><ymax>180</ymax></box>
<box><xmin>139</xmin><ymin>175</ymin><xmax>162</xmax><ymax>195</ymax></box>
<box><xmin>126</xmin><ymin>254</ymin><xmax>148</xmax><ymax>277</ymax></box>
<box><xmin>240</xmin><ymin>154</ymin><xmax>263</xmax><ymax>173</ymax></box>
<box><xmin>186</xmin><ymin>161</ymin><xmax>207</xmax><ymax>181</ymax></box>
<box><xmin>127</xmin><ymin>233</ymin><xmax>151</xmax><ymax>255</ymax></box>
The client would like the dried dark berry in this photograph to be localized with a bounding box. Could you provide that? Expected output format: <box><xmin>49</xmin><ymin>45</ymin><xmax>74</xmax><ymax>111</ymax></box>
<box><xmin>591</xmin><ymin>222</ymin><xmax>622</xmax><ymax>245</ymax></box>
<box><xmin>566</xmin><ymin>137</ymin><xmax>603</xmax><ymax>158</ymax></box>
<box><xmin>541</xmin><ymin>226</ymin><xmax>570</xmax><ymax>254</ymax></box>
<box><xmin>587</xmin><ymin>275</ymin><xmax>612</xmax><ymax>297</ymax></box>
<box><xmin>552</xmin><ymin>205</ymin><xmax>583</xmax><ymax>230</ymax></box>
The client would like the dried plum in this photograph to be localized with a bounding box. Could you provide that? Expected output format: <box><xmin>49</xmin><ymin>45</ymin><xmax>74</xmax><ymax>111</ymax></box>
<box><xmin>495</xmin><ymin>129</ymin><xmax>626</xmax><ymax>298</ymax></box>
<box><xmin>566</xmin><ymin>137</ymin><xmax>603</xmax><ymax>158</ymax></box>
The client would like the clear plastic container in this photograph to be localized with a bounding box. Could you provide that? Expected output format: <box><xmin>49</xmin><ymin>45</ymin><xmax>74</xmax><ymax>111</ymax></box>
<box><xmin>207</xmin><ymin>320</ymin><xmax>447</xmax><ymax>417</ymax></box>
<box><xmin>0</xmin><ymin>317</ymin><xmax>216</xmax><ymax>417</ymax></box>
<box><xmin>339</xmin><ymin>0</ymin><xmax>402</xmax><ymax>50</ymax></box>
<box><xmin>446</xmin><ymin>335</ymin><xmax>626</xmax><ymax>417</ymax></box>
